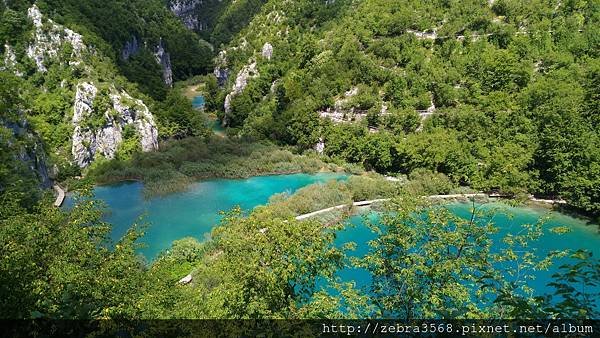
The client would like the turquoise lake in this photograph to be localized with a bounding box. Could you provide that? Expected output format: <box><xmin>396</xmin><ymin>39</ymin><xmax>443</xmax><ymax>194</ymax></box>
<box><xmin>66</xmin><ymin>173</ymin><xmax>346</xmax><ymax>259</ymax></box>
<box><xmin>192</xmin><ymin>95</ymin><xmax>205</xmax><ymax>109</ymax></box>
<box><xmin>67</xmin><ymin>173</ymin><xmax>600</xmax><ymax>300</ymax></box>
<box><xmin>337</xmin><ymin>204</ymin><xmax>600</xmax><ymax>298</ymax></box>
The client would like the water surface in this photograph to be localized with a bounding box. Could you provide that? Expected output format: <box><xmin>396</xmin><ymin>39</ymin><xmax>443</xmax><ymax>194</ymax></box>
<box><xmin>66</xmin><ymin>173</ymin><xmax>346</xmax><ymax>259</ymax></box>
<box><xmin>336</xmin><ymin>203</ymin><xmax>600</xmax><ymax>299</ymax></box>
<box><xmin>192</xmin><ymin>95</ymin><xmax>205</xmax><ymax>109</ymax></box>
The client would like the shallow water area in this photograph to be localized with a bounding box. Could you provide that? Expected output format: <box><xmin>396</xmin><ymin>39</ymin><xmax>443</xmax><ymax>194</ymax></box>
<box><xmin>192</xmin><ymin>95</ymin><xmax>205</xmax><ymax>109</ymax></box>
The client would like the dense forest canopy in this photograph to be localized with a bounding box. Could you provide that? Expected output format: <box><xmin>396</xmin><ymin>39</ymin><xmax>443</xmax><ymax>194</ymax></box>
<box><xmin>0</xmin><ymin>0</ymin><xmax>599</xmax><ymax>327</ymax></box>
<box><xmin>214</xmin><ymin>0</ymin><xmax>600</xmax><ymax>216</ymax></box>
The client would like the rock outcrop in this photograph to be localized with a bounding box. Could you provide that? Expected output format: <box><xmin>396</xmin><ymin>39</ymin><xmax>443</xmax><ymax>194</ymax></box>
<box><xmin>168</xmin><ymin>0</ymin><xmax>202</xmax><ymax>30</ymax></box>
<box><xmin>121</xmin><ymin>36</ymin><xmax>141</xmax><ymax>61</ymax></box>
<box><xmin>154</xmin><ymin>40</ymin><xmax>174</xmax><ymax>87</ymax></box>
<box><xmin>121</xmin><ymin>36</ymin><xmax>173</xmax><ymax>86</ymax></box>
<box><xmin>3</xmin><ymin>5</ymin><xmax>162</xmax><ymax>171</ymax></box>
<box><xmin>315</xmin><ymin>138</ymin><xmax>325</xmax><ymax>154</ymax></box>
<box><xmin>319</xmin><ymin>87</ymin><xmax>363</xmax><ymax>123</ymax></box>
<box><xmin>261</xmin><ymin>42</ymin><xmax>273</xmax><ymax>60</ymax></box>
<box><xmin>71</xmin><ymin>82</ymin><xmax>159</xmax><ymax>168</ymax></box>
<box><xmin>2</xmin><ymin>44</ymin><xmax>22</xmax><ymax>76</ymax></box>
<box><xmin>26</xmin><ymin>5</ymin><xmax>85</xmax><ymax>72</ymax></box>
<box><xmin>213</xmin><ymin>50</ymin><xmax>229</xmax><ymax>86</ymax></box>
<box><xmin>223</xmin><ymin>60</ymin><xmax>259</xmax><ymax>123</ymax></box>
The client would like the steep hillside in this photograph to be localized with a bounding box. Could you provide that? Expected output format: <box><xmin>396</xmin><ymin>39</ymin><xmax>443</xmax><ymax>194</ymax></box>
<box><xmin>167</xmin><ymin>0</ymin><xmax>268</xmax><ymax>47</ymax></box>
<box><xmin>17</xmin><ymin>0</ymin><xmax>214</xmax><ymax>99</ymax></box>
<box><xmin>0</xmin><ymin>3</ymin><xmax>206</xmax><ymax>196</ymax></box>
<box><xmin>213</xmin><ymin>0</ymin><xmax>600</xmax><ymax>215</ymax></box>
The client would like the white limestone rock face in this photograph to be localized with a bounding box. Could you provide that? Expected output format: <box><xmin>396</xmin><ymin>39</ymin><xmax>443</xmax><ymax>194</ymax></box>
<box><xmin>223</xmin><ymin>60</ymin><xmax>259</xmax><ymax>120</ymax></box>
<box><xmin>168</xmin><ymin>0</ymin><xmax>202</xmax><ymax>30</ymax></box>
<box><xmin>154</xmin><ymin>40</ymin><xmax>174</xmax><ymax>86</ymax></box>
<box><xmin>315</xmin><ymin>138</ymin><xmax>325</xmax><ymax>154</ymax></box>
<box><xmin>2</xmin><ymin>44</ymin><xmax>22</xmax><ymax>76</ymax></box>
<box><xmin>72</xmin><ymin>83</ymin><xmax>158</xmax><ymax>168</ymax></box>
<box><xmin>319</xmin><ymin>87</ymin><xmax>361</xmax><ymax>123</ymax></box>
<box><xmin>261</xmin><ymin>42</ymin><xmax>273</xmax><ymax>60</ymax></box>
<box><xmin>26</xmin><ymin>5</ymin><xmax>85</xmax><ymax>72</ymax></box>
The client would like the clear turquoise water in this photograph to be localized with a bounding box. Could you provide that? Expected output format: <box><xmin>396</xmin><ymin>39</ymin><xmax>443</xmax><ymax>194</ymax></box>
<box><xmin>208</xmin><ymin>118</ymin><xmax>225</xmax><ymax>134</ymax></box>
<box><xmin>67</xmin><ymin>174</ymin><xmax>599</xmax><ymax>300</ymax></box>
<box><xmin>336</xmin><ymin>203</ymin><xmax>600</xmax><ymax>298</ymax></box>
<box><xmin>65</xmin><ymin>173</ymin><xmax>346</xmax><ymax>260</ymax></box>
<box><xmin>192</xmin><ymin>95</ymin><xmax>205</xmax><ymax>109</ymax></box>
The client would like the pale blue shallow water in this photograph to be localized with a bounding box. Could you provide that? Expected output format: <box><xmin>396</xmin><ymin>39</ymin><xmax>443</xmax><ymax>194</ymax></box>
<box><xmin>65</xmin><ymin>173</ymin><xmax>346</xmax><ymax>260</ymax></box>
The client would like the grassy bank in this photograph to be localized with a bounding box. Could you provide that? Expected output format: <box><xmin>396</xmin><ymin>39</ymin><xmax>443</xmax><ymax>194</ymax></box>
<box><xmin>88</xmin><ymin>136</ymin><xmax>345</xmax><ymax>198</ymax></box>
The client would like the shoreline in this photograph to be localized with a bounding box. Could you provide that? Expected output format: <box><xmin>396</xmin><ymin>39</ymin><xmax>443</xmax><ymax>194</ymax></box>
<box><xmin>295</xmin><ymin>193</ymin><xmax>593</xmax><ymax>223</ymax></box>
<box><xmin>93</xmin><ymin>168</ymin><xmax>347</xmax><ymax>188</ymax></box>
<box><xmin>69</xmin><ymin>168</ymin><xmax>595</xmax><ymax>224</ymax></box>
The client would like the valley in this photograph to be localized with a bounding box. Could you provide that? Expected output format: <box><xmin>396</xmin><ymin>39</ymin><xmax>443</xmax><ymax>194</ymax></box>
<box><xmin>0</xmin><ymin>0</ymin><xmax>598</xmax><ymax>326</ymax></box>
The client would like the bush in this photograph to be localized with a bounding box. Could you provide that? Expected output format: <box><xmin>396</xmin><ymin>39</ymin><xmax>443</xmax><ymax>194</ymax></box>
<box><xmin>404</xmin><ymin>169</ymin><xmax>456</xmax><ymax>196</ymax></box>
<box><xmin>347</xmin><ymin>174</ymin><xmax>400</xmax><ymax>201</ymax></box>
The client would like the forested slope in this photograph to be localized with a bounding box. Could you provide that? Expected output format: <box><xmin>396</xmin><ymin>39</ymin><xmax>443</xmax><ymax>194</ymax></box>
<box><xmin>0</xmin><ymin>1</ymin><xmax>209</xmax><ymax>200</ymax></box>
<box><xmin>214</xmin><ymin>0</ymin><xmax>600</xmax><ymax>215</ymax></box>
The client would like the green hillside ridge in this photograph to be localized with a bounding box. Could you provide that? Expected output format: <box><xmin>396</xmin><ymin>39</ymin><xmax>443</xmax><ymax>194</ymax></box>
<box><xmin>213</xmin><ymin>0</ymin><xmax>600</xmax><ymax>216</ymax></box>
<box><xmin>0</xmin><ymin>2</ymin><xmax>211</xmax><ymax>190</ymax></box>
<box><xmin>166</xmin><ymin>0</ymin><xmax>269</xmax><ymax>47</ymax></box>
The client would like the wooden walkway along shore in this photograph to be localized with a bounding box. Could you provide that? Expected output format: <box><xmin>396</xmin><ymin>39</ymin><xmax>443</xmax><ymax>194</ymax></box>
<box><xmin>53</xmin><ymin>185</ymin><xmax>65</xmax><ymax>207</ymax></box>
<box><xmin>294</xmin><ymin>194</ymin><xmax>491</xmax><ymax>221</ymax></box>
<box><xmin>295</xmin><ymin>198</ymin><xmax>390</xmax><ymax>221</ymax></box>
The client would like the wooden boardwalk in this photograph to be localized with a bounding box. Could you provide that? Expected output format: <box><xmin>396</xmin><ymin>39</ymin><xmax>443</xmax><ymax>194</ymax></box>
<box><xmin>295</xmin><ymin>194</ymin><xmax>490</xmax><ymax>221</ymax></box>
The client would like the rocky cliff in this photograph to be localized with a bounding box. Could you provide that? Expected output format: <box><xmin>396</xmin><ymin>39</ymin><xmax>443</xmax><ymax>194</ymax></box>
<box><xmin>154</xmin><ymin>40</ymin><xmax>174</xmax><ymax>87</ymax></box>
<box><xmin>168</xmin><ymin>0</ymin><xmax>203</xmax><ymax>30</ymax></box>
<box><xmin>3</xmin><ymin>5</ymin><xmax>160</xmax><ymax>170</ymax></box>
<box><xmin>120</xmin><ymin>36</ymin><xmax>174</xmax><ymax>87</ymax></box>
<box><xmin>72</xmin><ymin>82</ymin><xmax>158</xmax><ymax>168</ymax></box>
<box><xmin>223</xmin><ymin>60</ymin><xmax>259</xmax><ymax>124</ymax></box>
<box><xmin>26</xmin><ymin>5</ymin><xmax>86</xmax><ymax>72</ymax></box>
